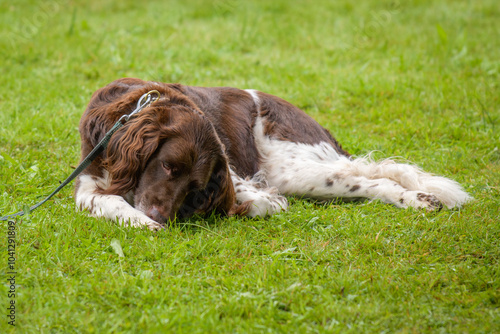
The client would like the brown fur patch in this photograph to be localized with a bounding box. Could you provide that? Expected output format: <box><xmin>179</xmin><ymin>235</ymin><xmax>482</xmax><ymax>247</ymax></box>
<box><xmin>257</xmin><ymin>91</ymin><xmax>350</xmax><ymax>157</ymax></box>
<box><xmin>229</xmin><ymin>201</ymin><xmax>253</xmax><ymax>216</ymax></box>
<box><xmin>350</xmin><ymin>185</ymin><xmax>360</xmax><ymax>192</ymax></box>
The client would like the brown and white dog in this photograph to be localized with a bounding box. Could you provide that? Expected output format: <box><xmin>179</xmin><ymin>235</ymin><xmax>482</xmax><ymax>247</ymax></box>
<box><xmin>75</xmin><ymin>78</ymin><xmax>471</xmax><ymax>230</ymax></box>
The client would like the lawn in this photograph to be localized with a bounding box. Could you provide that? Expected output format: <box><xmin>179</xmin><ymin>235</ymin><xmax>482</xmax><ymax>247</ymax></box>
<box><xmin>0</xmin><ymin>0</ymin><xmax>499</xmax><ymax>332</ymax></box>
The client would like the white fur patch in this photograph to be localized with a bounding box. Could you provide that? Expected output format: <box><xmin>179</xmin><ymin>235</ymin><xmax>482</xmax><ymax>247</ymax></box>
<box><xmin>245</xmin><ymin>89</ymin><xmax>260</xmax><ymax>108</ymax></box>
<box><xmin>252</xmin><ymin>117</ymin><xmax>471</xmax><ymax>209</ymax></box>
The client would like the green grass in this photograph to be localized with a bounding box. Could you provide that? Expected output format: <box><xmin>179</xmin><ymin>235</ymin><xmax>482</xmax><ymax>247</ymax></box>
<box><xmin>1</xmin><ymin>0</ymin><xmax>499</xmax><ymax>332</ymax></box>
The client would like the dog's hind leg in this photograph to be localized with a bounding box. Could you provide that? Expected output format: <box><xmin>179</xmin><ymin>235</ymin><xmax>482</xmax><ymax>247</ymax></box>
<box><xmin>345</xmin><ymin>157</ymin><xmax>472</xmax><ymax>209</ymax></box>
<box><xmin>261</xmin><ymin>151</ymin><xmax>444</xmax><ymax>210</ymax></box>
<box><xmin>253</xmin><ymin>127</ymin><xmax>459</xmax><ymax>210</ymax></box>
<box><xmin>253</xmin><ymin>113</ymin><xmax>471</xmax><ymax>209</ymax></box>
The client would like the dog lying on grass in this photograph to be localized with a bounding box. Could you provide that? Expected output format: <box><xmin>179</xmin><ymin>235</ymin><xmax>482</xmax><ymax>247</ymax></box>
<box><xmin>75</xmin><ymin>78</ymin><xmax>471</xmax><ymax>230</ymax></box>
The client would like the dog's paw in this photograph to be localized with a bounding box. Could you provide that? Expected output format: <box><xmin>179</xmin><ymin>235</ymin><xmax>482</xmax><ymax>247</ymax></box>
<box><xmin>400</xmin><ymin>191</ymin><xmax>443</xmax><ymax>211</ymax></box>
<box><xmin>143</xmin><ymin>220</ymin><xmax>166</xmax><ymax>231</ymax></box>
<box><xmin>246</xmin><ymin>191</ymin><xmax>289</xmax><ymax>217</ymax></box>
<box><xmin>119</xmin><ymin>215</ymin><xmax>165</xmax><ymax>231</ymax></box>
<box><xmin>416</xmin><ymin>192</ymin><xmax>443</xmax><ymax>211</ymax></box>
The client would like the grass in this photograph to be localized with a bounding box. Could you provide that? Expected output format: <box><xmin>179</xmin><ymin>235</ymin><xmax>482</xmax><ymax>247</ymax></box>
<box><xmin>0</xmin><ymin>0</ymin><xmax>499</xmax><ymax>332</ymax></box>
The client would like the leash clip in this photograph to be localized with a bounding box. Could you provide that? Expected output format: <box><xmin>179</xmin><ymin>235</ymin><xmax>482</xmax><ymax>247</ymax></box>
<box><xmin>119</xmin><ymin>90</ymin><xmax>160</xmax><ymax>124</ymax></box>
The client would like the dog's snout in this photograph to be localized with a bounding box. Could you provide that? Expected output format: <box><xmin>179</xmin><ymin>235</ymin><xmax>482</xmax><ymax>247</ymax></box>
<box><xmin>147</xmin><ymin>206</ymin><xmax>169</xmax><ymax>223</ymax></box>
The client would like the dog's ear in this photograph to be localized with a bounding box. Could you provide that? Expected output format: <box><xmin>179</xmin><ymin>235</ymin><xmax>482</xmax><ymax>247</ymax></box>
<box><xmin>101</xmin><ymin>112</ymin><xmax>169</xmax><ymax>195</ymax></box>
<box><xmin>206</xmin><ymin>159</ymin><xmax>237</xmax><ymax>216</ymax></box>
<box><xmin>177</xmin><ymin>159</ymin><xmax>237</xmax><ymax>218</ymax></box>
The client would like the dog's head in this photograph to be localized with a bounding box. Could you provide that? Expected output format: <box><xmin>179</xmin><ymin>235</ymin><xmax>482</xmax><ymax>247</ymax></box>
<box><xmin>100</xmin><ymin>90</ymin><xmax>237</xmax><ymax>224</ymax></box>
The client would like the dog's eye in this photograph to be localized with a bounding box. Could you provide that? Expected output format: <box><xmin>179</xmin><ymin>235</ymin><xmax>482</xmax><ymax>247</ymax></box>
<box><xmin>162</xmin><ymin>162</ymin><xmax>174</xmax><ymax>177</ymax></box>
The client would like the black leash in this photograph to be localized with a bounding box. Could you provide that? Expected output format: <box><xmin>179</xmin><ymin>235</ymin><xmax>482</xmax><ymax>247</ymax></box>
<box><xmin>0</xmin><ymin>90</ymin><xmax>160</xmax><ymax>221</ymax></box>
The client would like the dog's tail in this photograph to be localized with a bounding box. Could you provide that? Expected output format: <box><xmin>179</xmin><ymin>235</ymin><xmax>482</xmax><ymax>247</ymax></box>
<box><xmin>349</xmin><ymin>155</ymin><xmax>472</xmax><ymax>209</ymax></box>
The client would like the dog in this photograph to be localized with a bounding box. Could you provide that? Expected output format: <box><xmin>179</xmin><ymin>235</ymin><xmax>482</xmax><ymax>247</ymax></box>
<box><xmin>75</xmin><ymin>78</ymin><xmax>471</xmax><ymax>230</ymax></box>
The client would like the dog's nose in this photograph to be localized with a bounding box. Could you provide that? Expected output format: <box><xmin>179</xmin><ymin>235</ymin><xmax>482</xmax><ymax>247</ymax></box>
<box><xmin>147</xmin><ymin>206</ymin><xmax>168</xmax><ymax>223</ymax></box>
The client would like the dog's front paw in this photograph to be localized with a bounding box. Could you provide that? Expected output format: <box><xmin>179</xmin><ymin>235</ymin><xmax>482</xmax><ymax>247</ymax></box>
<box><xmin>143</xmin><ymin>220</ymin><xmax>166</xmax><ymax>231</ymax></box>
<box><xmin>135</xmin><ymin>218</ymin><xmax>165</xmax><ymax>231</ymax></box>
<box><xmin>401</xmin><ymin>191</ymin><xmax>443</xmax><ymax>211</ymax></box>
<box><xmin>247</xmin><ymin>192</ymin><xmax>289</xmax><ymax>217</ymax></box>
<box><xmin>119</xmin><ymin>215</ymin><xmax>165</xmax><ymax>231</ymax></box>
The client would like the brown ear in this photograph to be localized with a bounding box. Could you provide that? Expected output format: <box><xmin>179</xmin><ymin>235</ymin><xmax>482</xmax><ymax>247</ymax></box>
<box><xmin>208</xmin><ymin>161</ymin><xmax>237</xmax><ymax>216</ymax></box>
<box><xmin>101</xmin><ymin>113</ymin><xmax>168</xmax><ymax>195</ymax></box>
<box><xmin>177</xmin><ymin>159</ymin><xmax>236</xmax><ymax>218</ymax></box>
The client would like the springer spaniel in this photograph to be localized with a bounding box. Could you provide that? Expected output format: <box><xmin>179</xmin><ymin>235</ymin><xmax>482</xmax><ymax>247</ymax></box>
<box><xmin>75</xmin><ymin>78</ymin><xmax>471</xmax><ymax>230</ymax></box>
